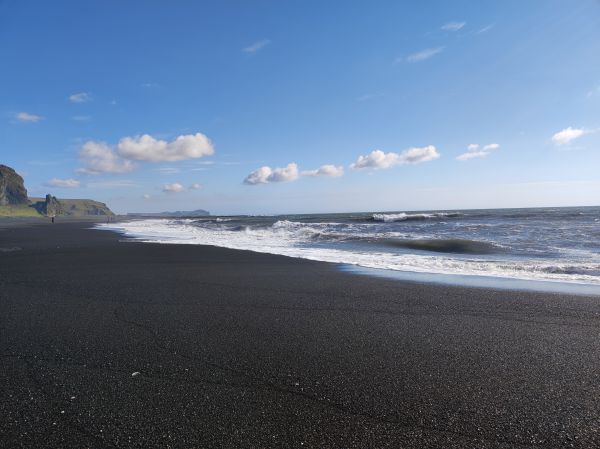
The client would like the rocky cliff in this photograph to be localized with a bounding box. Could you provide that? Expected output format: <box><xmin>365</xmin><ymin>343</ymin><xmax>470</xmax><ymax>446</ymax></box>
<box><xmin>0</xmin><ymin>163</ymin><xmax>115</xmax><ymax>217</ymax></box>
<box><xmin>0</xmin><ymin>165</ymin><xmax>28</xmax><ymax>206</ymax></box>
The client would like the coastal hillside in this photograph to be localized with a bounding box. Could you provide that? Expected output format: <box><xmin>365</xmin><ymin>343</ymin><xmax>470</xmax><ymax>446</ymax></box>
<box><xmin>30</xmin><ymin>196</ymin><xmax>114</xmax><ymax>217</ymax></box>
<box><xmin>0</xmin><ymin>164</ymin><xmax>114</xmax><ymax>217</ymax></box>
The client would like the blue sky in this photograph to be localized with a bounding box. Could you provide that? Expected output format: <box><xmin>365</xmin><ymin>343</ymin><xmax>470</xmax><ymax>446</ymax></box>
<box><xmin>1</xmin><ymin>0</ymin><xmax>599</xmax><ymax>214</ymax></box>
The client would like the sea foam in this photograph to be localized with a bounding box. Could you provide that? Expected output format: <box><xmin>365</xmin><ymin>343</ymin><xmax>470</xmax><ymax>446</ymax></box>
<box><xmin>98</xmin><ymin>214</ymin><xmax>600</xmax><ymax>285</ymax></box>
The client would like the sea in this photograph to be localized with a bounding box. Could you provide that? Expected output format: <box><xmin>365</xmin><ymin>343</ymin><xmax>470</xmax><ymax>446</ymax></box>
<box><xmin>99</xmin><ymin>206</ymin><xmax>600</xmax><ymax>291</ymax></box>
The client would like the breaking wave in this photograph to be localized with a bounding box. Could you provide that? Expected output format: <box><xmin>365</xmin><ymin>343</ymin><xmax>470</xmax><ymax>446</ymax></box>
<box><xmin>383</xmin><ymin>238</ymin><xmax>504</xmax><ymax>254</ymax></box>
<box><xmin>97</xmin><ymin>207</ymin><xmax>600</xmax><ymax>286</ymax></box>
<box><xmin>372</xmin><ymin>212</ymin><xmax>461</xmax><ymax>222</ymax></box>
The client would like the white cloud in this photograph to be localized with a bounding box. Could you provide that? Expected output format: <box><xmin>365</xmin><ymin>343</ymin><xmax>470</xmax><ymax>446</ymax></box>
<box><xmin>45</xmin><ymin>178</ymin><xmax>81</xmax><ymax>188</ymax></box>
<box><xmin>77</xmin><ymin>133</ymin><xmax>214</xmax><ymax>173</ymax></box>
<box><xmin>16</xmin><ymin>112</ymin><xmax>43</xmax><ymax>123</ymax></box>
<box><xmin>155</xmin><ymin>167</ymin><xmax>180</xmax><ymax>174</ymax></box>
<box><xmin>117</xmin><ymin>133</ymin><xmax>214</xmax><ymax>161</ymax></box>
<box><xmin>456</xmin><ymin>143</ymin><xmax>500</xmax><ymax>161</ymax></box>
<box><xmin>244</xmin><ymin>163</ymin><xmax>299</xmax><ymax>185</ymax></box>
<box><xmin>551</xmin><ymin>127</ymin><xmax>588</xmax><ymax>146</ymax></box>
<box><xmin>77</xmin><ymin>141</ymin><xmax>136</xmax><ymax>174</ymax></box>
<box><xmin>190</xmin><ymin>183</ymin><xmax>202</xmax><ymax>190</ymax></box>
<box><xmin>162</xmin><ymin>183</ymin><xmax>185</xmax><ymax>193</ymax></box>
<box><xmin>351</xmin><ymin>146</ymin><xmax>440</xmax><ymax>170</ymax></box>
<box><xmin>441</xmin><ymin>21</ymin><xmax>465</xmax><ymax>31</ymax></box>
<box><xmin>87</xmin><ymin>180</ymin><xmax>137</xmax><ymax>188</ymax></box>
<box><xmin>143</xmin><ymin>194</ymin><xmax>151</xmax><ymax>199</ymax></box>
<box><xmin>405</xmin><ymin>47</ymin><xmax>444</xmax><ymax>63</ymax></box>
<box><xmin>476</xmin><ymin>24</ymin><xmax>494</xmax><ymax>34</ymax></box>
<box><xmin>69</xmin><ymin>92</ymin><xmax>91</xmax><ymax>103</ymax></box>
<box><xmin>243</xmin><ymin>39</ymin><xmax>270</xmax><ymax>54</ymax></box>
<box><xmin>301</xmin><ymin>164</ymin><xmax>344</xmax><ymax>177</ymax></box>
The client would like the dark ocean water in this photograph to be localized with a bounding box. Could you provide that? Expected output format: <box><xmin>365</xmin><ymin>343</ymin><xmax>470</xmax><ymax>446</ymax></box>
<box><xmin>101</xmin><ymin>206</ymin><xmax>600</xmax><ymax>285</ymax></box>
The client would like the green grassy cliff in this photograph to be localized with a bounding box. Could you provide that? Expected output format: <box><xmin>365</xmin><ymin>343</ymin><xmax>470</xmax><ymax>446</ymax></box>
<box><xmin>0</xmin><ymin>164</ymin><xmax>115</xmax><ymax>218</ymax></box>
<box><xmin>0</xmin><ymin>203</ymin><xmax>41</xmax><ymax>217</ymax></box>
<box><xmin>30</xmin><ymin>197</ymin><xmax>114</xmax><ymax>217</ymax></box>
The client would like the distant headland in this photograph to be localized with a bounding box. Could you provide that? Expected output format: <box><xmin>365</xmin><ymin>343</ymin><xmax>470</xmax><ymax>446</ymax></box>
<box><xmin>0</xmin><ymin>164</ymin><xmax>113</xmax><ymax>218</ymax></box>
<box><xmin>126</xmin><ymin>209</ymin><xmax>210</xmax><ymax>218</ymax></box>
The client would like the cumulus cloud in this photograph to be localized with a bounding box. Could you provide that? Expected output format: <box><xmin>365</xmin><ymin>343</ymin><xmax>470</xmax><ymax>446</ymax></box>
<box><xmin>405</xmin><ymin>47</ymin><xmax>444</xmax><ymax>63</ymax></box>
<box><xmin>69</xmin><ymin>92</ymin><xmax>91</xmax><ymax>103</ymax></box>
<box><xmin>243</xmin><ymin>39</ymin><xmax>270</xmax><ymax>54</ymax></box>
<box><xmin>45</xmin><ymin>178</ymin><xmax>81</xmax><ymax>188</ymax></box>
<box><xmin>16</xmin><ymin>112</ymin><xmax>43</xmax><ymax>123</ymax></box>
<box><xmin>77</xmin><ymin>141</ymin><xmax>136</xmax><ymax>174</ymax></box>
<box><xmin>441</xmin><ymin>21</ymin><xmax>465</xmax><ymax>31</ymax></box>
<box><xmin>244</xmin><ymin>163</ymin><xmax>299</xmax><ymax>185</ymax></box>
<box><xmin>301</xmin><ymin>164</ymin><xmax>344</xmax><ymax>177</ymax></box>
<box><xmin>162</xmin><ymin>183</ymin><xmax>185</xmax><ymax>193</ymax></box>
<box><xmin>456</xmin><ymin>143</ymin><xmax>500</xmax><ymax>161</ymax></box>
<box><xmin>351</xmin><ymin>146</ymin><xmax>440</xmax><ymax>170</ymax></box>
<box><xmin>117</xmin><ymin>133</ymin><xmax>214</xmax><ymax>161</ymax></box>
<box><xmin>551</xmin><ymin>127</ymin><xmax>588</xmax><ymax>146</ymax></box>
<box><xmin>77</xmin><ymin>132</ymin><xmax>214</xmax><ymax>174</ymax></box>
<box><xmin>190</xmin><ymin>183</ymin><xmax>202</xmax><ymax>190</ymax></box>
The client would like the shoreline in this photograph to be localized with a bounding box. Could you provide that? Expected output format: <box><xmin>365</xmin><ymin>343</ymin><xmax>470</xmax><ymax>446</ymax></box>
<box><xmin>96</xmin><ymin>218</ymin><xmax>600</xmax><ymax>296</ymax></box>
<box><xmin>2</xmin><ymin>221</ymin><xmax>600</xmax><ymax>447</ymax></box>
<box><xmin>341</xmin><ymin>264</ymin><xmax>600</xmax><ymax>296</ymax></box>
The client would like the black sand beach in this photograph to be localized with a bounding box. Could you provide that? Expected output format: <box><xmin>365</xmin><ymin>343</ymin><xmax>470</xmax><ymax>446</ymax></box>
<box><xmin>1</xmin><ymin>221</ymin><xmax>600</xmax><ymax>448</ymax></box>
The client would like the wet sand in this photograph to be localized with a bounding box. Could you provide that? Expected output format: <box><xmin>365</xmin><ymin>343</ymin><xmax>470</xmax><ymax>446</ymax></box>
<box><xmin>1</xmin><ymin>221</ymin><xmax>600</xmax><ymax>448</ymax></box>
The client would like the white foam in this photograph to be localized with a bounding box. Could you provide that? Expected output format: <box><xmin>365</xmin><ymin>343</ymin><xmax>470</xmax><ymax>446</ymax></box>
<box><xmin>372</xmin><ymin>212</ymin><xmax>459</xmax><ymax>222</ymax></box>
<box><xmin>98</xmin><ymin>219</ymin><xmax>600</xmax><ymax>285</ymax></box>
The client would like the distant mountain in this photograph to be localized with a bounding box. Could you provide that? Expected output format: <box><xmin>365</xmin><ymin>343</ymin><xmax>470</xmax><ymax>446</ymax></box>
<box><xmin>127</xmin><ymin>209</ymin><xmax>210</xmax><ymax>217</ymax></box>
<box><xmin>0</xmin><ymin>164</ymin><xmax>114</xmax><ymax>218</ymax></box>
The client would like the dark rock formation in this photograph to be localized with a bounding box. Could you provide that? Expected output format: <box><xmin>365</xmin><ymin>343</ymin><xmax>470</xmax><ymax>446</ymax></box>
<box><xmin>0</xmin><ymin>165</ymin><xmax>28</xmax><ymax>206</ymax></box>
<box><xmin>32</xmin><ymin>195</ymin><xmax>64</xmax><ymax>216</ymax></box>
<box><xmin>45</xmin><ymin>194</ymin><xmax>63</xmax><ymax>216</ymax></box>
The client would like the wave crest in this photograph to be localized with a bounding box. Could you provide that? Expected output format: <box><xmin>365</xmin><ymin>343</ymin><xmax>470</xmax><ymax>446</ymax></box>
<box><xmin>385</xmin><ymin>238</ymin><xmax>504</xmax><ymax>254</ymax></box>
<box><xmin>372</xmin><ymin>212</ymin><xmax>461</xmax><ymax>222</ymax></box>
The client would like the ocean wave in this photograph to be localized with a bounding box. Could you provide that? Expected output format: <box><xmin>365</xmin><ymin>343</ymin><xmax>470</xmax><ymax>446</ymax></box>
<box><xmin>372</xmin><ymin>212</ymin><xmax>461</xmax><ymax>222</ymax></box>
<box><xmin>270</xmin><ymin>220</ymin><xmax>358</xmax><ymax>242</ymax></box>
<box><xmin>383</xmin><ymin>238</ymin><xmax>505</xmax><ymax>255</ymax></box>
<box><xmin>96</xmin><ymin>219</ymin><xmax>600</xmax><ymax>285</ymax></box>
<box><xmin>540</xmin><ymin>264</ymin><xmax>600</xmax><ymax>276</ymax></box>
